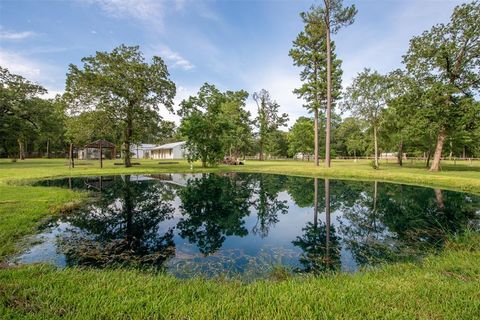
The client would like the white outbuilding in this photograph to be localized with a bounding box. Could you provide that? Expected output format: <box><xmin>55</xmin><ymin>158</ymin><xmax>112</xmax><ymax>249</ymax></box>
<box><xmin>150</xmin><ymin>141</ymin><xmax>187</xmax><ymax>160</ymax></box>
<box><xmin>130</xmin><ymin>144</ymin><xmax>157</xmax><ymax>159</ymax></box>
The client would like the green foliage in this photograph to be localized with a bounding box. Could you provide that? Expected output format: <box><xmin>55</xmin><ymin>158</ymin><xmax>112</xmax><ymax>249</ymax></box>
<box><xmin>64</xmin><ymin>45</ymin><xmax>176</xmax><ymax>167</ymax></box>
<box><xmin>288</xmin><ymin>116</ymin><xmax>314</xmax><ymax>159</ymax></box>
<box><xmin>253</xmin><ymin>89</ymin><xmax>289</xmax><ymax>160</ymax></box>
<box><xmin>219</xmin><ymin>90</ymin><xmax>253</xmax><ymax>158</ymax></box>
<box><xmin>289</xmin><ymin>9</ymin><xmax>343</xmax><ymax>112</ymax></box>
<box><xmin>266</xmin><ymin>130</ymin><xmax>289</xmax><ymax>158</ymax></box>
<box><xmin>334</xmin><ymin>117</ymin><xmax>368</xmax><ymax>157</ymax></box>
<box><xmin>343</xmin><ymin>68</ymin><xmax>390</xmax><ymax>166</ymax></box>
<box><xmin>402</xmin><ymin>1</ymin><xmax>480</xmax><ymax>169</ymax></box>
<box><xmin>179</xmin><ymin>83</ymin><xmax>252</xmax><ymax>167</ymax></box>
<box><xmin>0</xmin><ymin>67</ymin><xmax>65</xmax><ymax>158</ymax></box>
<box><xmin>65</xmin><ymin>110</ymin><xmax>120</xmax><ymax>147</ymax></box>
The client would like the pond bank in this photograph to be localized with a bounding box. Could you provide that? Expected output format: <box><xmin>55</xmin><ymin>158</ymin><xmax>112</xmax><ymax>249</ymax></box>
<box><xmin>1</xmin><ymin>233</ymin><xmax>479</xmax><ymax>319</ymax></box>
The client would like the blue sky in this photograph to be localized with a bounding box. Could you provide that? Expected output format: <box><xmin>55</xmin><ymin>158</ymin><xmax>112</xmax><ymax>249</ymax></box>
<box><xmin>0</xmin><ymin>0</ymin><xmax>464</xmax><ymax>126</ymax></box>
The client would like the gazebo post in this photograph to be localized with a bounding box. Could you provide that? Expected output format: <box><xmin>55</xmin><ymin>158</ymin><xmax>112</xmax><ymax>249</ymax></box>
<box><xmin>100</xmin><ymin>144</ymin><xmax>103</xmax><ymax>168</ymax></box>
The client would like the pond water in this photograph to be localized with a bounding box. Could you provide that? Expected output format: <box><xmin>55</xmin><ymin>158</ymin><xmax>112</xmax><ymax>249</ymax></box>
<box><xmin>16</xmin><ymin>173</ymin><xmax>480</xmax><ymax>279</ymax></box>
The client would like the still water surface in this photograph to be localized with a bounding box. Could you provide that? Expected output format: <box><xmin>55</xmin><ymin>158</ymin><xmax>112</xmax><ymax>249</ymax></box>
<box><xmin>17</xmin><ymin>173</ymin><xmax>480</xmax><ymax>279</ymax></box>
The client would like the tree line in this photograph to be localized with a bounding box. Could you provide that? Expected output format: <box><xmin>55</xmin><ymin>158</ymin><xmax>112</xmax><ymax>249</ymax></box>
<box><xmin>1</xmin><ymin>1</ymin><xmax>478</xmax><ymax>170</ymax></box>
<box><xmin>290</xmin><ymin>0</ymin><xmax>479</xmax><ymax>171</ymax></box>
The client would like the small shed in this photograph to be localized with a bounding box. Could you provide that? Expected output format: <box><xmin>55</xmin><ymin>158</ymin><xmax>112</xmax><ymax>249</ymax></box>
<box><xmin>150</xmin><ymin>141</ymin><xmax>186</xmax><ymax>160</ymax></box>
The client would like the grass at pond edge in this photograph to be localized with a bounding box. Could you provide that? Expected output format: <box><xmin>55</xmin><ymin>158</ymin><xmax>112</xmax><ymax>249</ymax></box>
<box><xmin>0</xmin><ymin>159</ymin><xmax>479</xmax><ymax>318</ymax></box>
<box><xmin>1</xmin><ymin>234</ymin><xmax>479</xmax><ymax>319</ymax></box>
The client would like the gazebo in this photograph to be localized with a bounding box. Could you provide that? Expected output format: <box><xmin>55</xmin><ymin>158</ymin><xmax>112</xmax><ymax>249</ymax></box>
<box><xmin>84</xmin><ymin>139</ymin><xmax>116</xmax><ymax>168</ymax></box>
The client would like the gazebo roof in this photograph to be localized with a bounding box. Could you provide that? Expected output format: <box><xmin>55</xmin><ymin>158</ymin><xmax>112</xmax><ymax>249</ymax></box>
<box><xmin>84</xmin><ymin>139</ymin><xmax>116</xmax><ymax>149</ymax></box>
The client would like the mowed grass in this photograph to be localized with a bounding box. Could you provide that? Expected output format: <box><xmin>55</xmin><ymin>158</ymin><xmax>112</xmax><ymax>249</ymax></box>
<box><xmin>1</xmin><ymin>234</ymin><xmax>479</xmax><ymax>319</ymax></box>
<box><xmin>0</xmin><ymin>185</ymin><xmax>86</xmax><ymax>258</ymax></box>
<box><xmin>1</xmin><ymin>158</ymin><xmax>480</xmax><ymax>319</ymax></box>
<box><xmin>1</xmin><ymin>157</ymin><xmax>480</xmax><ymax>193</ymax></box>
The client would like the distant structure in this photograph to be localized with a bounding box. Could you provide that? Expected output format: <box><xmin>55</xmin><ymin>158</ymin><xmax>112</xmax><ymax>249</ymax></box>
<box><xmin>78</xmin><ymin>139</ymin><xmax>116</xmax><ymax>160</ymax></box>
<box><xmin>78</xmin><ymin>141</ymin><xmax>187</xmax><ymax>160</ymax></box>
<box><xmin>130</xmin><ymin>144</ymin><xmax>157</xmax><ymax>159</ymax></box>
<box><xmin>150</xmin><ymin>141</ymin><xmax>186</xmax><ymax>159</ymax></box>
<box><xmin>379</xmin><ymin>152</ymin><xmax>407</xmax><ymax>160</ymax></box>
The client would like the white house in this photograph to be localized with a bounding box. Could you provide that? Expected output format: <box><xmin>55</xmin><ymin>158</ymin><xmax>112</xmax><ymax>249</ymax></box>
<box><xmin>130</xmin><ymin>144</ymin><xmax>157</xmax><ymax>159</ymax></box>
<box><xmin>150</xmin><ymin>141</ymin><xmax>186</xmax><ymax>159</ymax></box>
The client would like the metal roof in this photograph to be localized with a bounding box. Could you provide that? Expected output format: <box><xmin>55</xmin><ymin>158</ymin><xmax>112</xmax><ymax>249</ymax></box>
<box><xmin>151</xmin><ymin>141</ymin><xmax>186</xmax><ymax>150</ymax></box>
<box><xmin>84</xmin><ymin>139</ymin><xmax>116</xmax><ymax>148</ymax></box>
<box><xmin>131</xmin><ymin>144</ymin><xmax>157</xmax><ymax>149</ymax></box>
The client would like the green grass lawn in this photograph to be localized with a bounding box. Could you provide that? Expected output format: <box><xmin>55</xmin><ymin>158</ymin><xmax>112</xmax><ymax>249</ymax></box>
<box><xmin>1</xmin><ymin>158</ymin><xmax>480</xmax><ymax>319</ymax></box>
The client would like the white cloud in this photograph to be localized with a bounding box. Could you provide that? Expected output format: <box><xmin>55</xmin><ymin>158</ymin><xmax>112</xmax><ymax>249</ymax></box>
<box><xmin>82</xmin><ymin>0</ymin><xmax>185</xmax><ymax>31</ymax></box>
<box><xmin>157</xmin><ymin>46</ymin><xmax>194</xmax><ymax>71</ymax></box>
<box><xmin>41</xmin><ymin>89</ymin><xmax>64</xmax><ymax>100</ymax></box>
<box><xmin>241</xmin><ymin>64</ymin><xmax>305</xmax><ymax>129</ymax></box>
<box><xmin>0</xmin><ymin>29</ymin><xmax>36</xmax><ymax>40</ymax></box>
<box><xmin>0</xmin><ymin>50</ymin><xmax>41</xmax><ymax>78</ymax></box>
<box><xmin>0</xmin><ymin>49</ymin><xmax>64</xmax><ymax>91</ymax></box>
<box><xmin>164</xmin><ymin>85</ymin><xmax>197</xmax><ymax>124</ymax></box>
<box><xmin>84</xmin><ymin>0</ymin><xmax>162</xmax><ymax>19</ymax></box>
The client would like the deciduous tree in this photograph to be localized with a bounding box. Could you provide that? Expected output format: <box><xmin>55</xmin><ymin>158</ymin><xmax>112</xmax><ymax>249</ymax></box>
<box><xmin>403</xmin><ymin>1</ymin><xmax>480</xmax><ymax>171</ymax></box>
<box><xmin>252</xmin><ymin>89</ymin><xmax>288</xmax><ymax>160</ymax></box>
<box><xmin>64</xmin><ymin>45</ymin><xmax>176</xmax><ymax>167</ymax></box>
<box><xmin>343</xmin><ymin>69</ymin><xmax>389</xmax><ymax>169</ymax></box>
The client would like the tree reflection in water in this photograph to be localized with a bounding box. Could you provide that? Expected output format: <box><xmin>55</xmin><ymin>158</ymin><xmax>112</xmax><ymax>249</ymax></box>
<box><xmin>338</xmin><ymin>181</ymin><xmax>480</xmax><ymax>267</ymax></box>
<box><xmin>28</xmin><ymin>173</ymin><xmax>480</xmax><ymax>277</ymax></box>
<box><xmin>59</xmin><ymin>175</ymin><xmax>177</xmax><ymax>269</ymax></box>
<box><xmin>250</xmin><ymin>174</ymin><xmax>289</xmax><ymax>238</ymax></box>
<box><xmin>292</xmin><ymin>178</ymin><xmax>341</xmax><ymax>274</ymax></box>
<box><xmin>176</xmin><ymin>173</ymin><xmax>253</xmax><ymax>255</ymax></box>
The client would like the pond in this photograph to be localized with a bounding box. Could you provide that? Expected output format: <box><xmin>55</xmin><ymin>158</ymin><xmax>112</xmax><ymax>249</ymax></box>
<box><xmin>15</xmin><ymin>173</ymin><xmax>480</xmax><ymax>279</ymax></box>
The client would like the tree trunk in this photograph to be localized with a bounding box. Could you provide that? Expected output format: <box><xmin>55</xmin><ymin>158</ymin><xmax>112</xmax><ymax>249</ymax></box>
<box><xmin>18</xmin><ymin>138</ymin><xmax>25</xmax><ymax>160</ymax></box>
<box><xmin>314</xmin><ymin>108</ymin><xmax>319</xmax><ymax>166</ymax></box>
<box><xmin>325</xmin><ymin>17</ymin><xmax>332</xmax><ymax>168</ymax></box>
<box><xmin>325</xmin><ymin>178</ymin><xmax>331</xmax><ymax>263</ymax></box>
<box><xmin>397</xmin><ymin>140</ymin><xmax>403</xmax><ymax>166</ymax></box>
<box><xmin>259</xmin><ymin>139</ymin><xmax>264</xmax><ymax>161</ymax></box>
<box><xmin>434</xmin><ymin>189</ymin><xmax>445</xmax><ymax>211</ymax></box>
<box><xmin>46</xmin><ymin>139</ymin><xmax>50</xmax><ymax>159</ymax></box>
<box><xmin>202</xmin><ymin>153</ymin><xmax>207</xmax><ymax>168</ymax></box>
<box><xmin>430</xmin><ymin>128</ymin><xmax>446</xmax><ymax>172</ymax></box>
<box><xmin>123</xmin><ymin>175</ymin><xmax>134</xmax><ymax>247</ymax></box>
<box><xmin>124</xmin><ymin>112</ymin><xmax>133</xmax><ymax>168</ymax></box>
<box><xmin>69</xmin><ymin>143</ymin><xmax>75</xmax><ymax>169</ymax></box>
<box><xmin>372</xmin><ymin>180</ymin><xmax>378</xmax><ymax>231</ymax></box>
<box><xmin>99</xmin><ymin>144</ymin><xmax>103</xmax><ymax>168</ymax></box>
<box><xmin>426</xmin><ymin>148</ymin><xmax>432</xmax><ymax>168</ymax></box>
<box><xmin>313</xmin><ymin>177</ymin><xmax>318</xmax><ymax>228</ymax></box>
<box><xmin>373</xmin><ymin>126</ymin><xmax>379</xmax><ymax>169</ymax></box>
<box><xmin>462</xmin><ymin>146</ymin><xmax>466</xmax><ymax>159</ymax></box>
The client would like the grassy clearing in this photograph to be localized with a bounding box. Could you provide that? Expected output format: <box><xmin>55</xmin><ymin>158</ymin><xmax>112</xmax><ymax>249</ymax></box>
<box><xmin>0</xmin><ymin>158</ymin><xmax>480</xmax><ymax>318</ymax></box>
<box><xmin>1</xmin><ymin>158</ymin><xmax>480</xmax><ymax>193</ymax></box>
<box><xmin>1</xmin><ymin>233</ymin><xmax>479</xmax><ymax>319</ymax></box>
